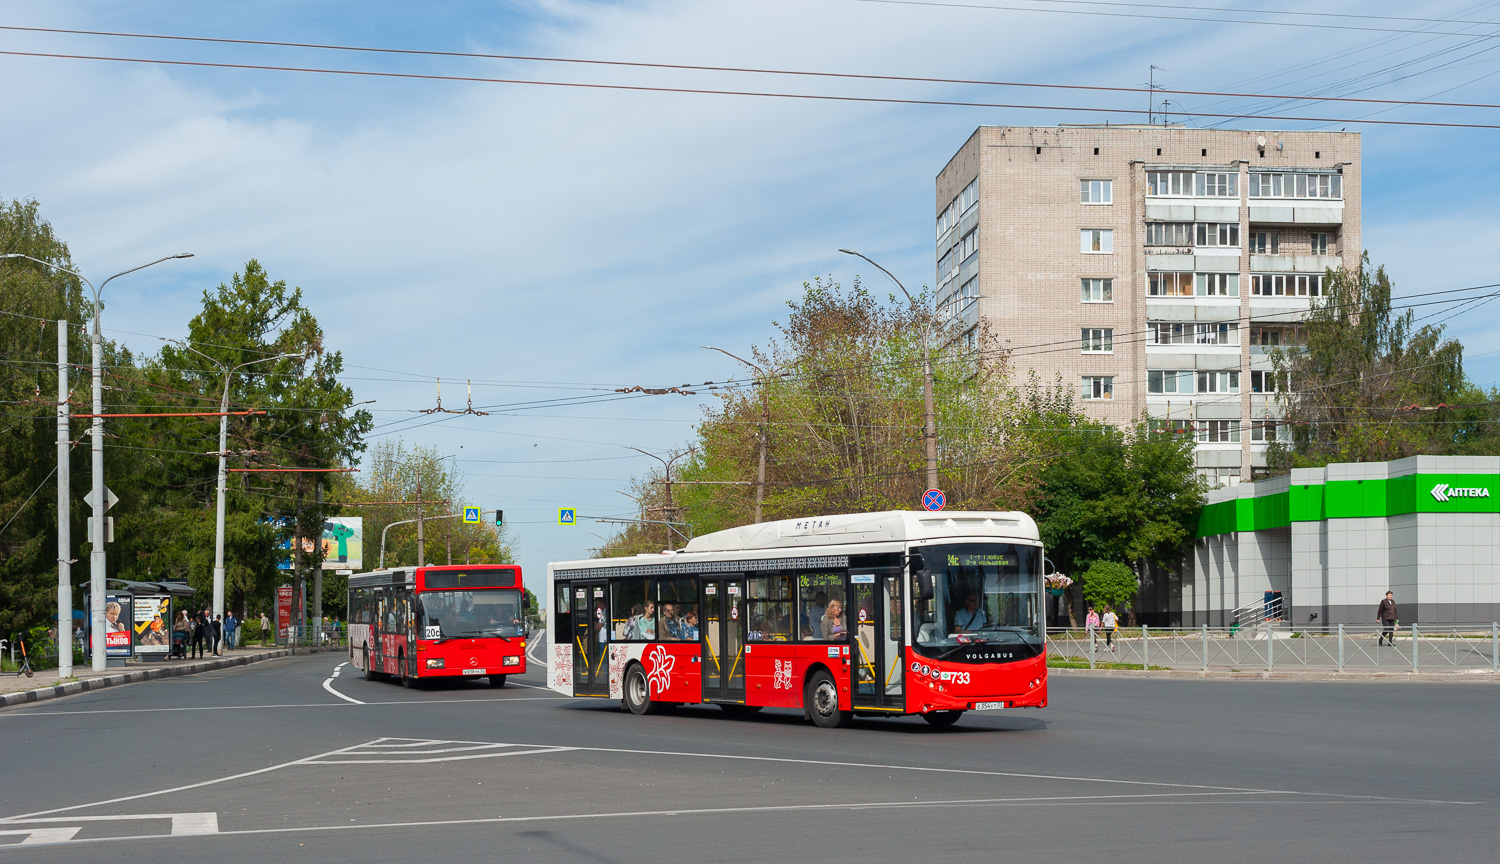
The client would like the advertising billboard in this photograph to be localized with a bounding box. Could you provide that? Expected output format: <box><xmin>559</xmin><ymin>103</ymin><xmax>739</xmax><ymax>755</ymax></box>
<box><xmin>277</xmin><ymin>585</ymin><xmax>295</xmax><ymax>637</ymax></box>
<box><xmin>103</xmin><ymin>593</ymin><xmax>134</xmax><ymax>657</ymax></box>
<box><xmin>321</xmin><ymin>517</ymin><xmax>363</xmax><ymax>570</ymax></box>
<box><xmin>133</xmin><ymin>595</ymin><xmax>172</xmax><ymax>656</ymax></box>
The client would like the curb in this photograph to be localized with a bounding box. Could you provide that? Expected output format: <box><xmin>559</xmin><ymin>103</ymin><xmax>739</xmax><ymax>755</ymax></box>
<box><xmin>1049</xmin><ymin>666</ymin><xmax>1500</xmax><ymax>683</ymax></box>
<box><xmin>0</xmin><ymin>646</ymin><xmax>341</xmax><ymax>709</ymax></box>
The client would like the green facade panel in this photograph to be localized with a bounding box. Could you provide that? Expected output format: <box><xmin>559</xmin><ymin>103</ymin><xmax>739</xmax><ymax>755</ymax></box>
<box><xmin>1196</xmin><ymin>471</ymin><xmax>1499</xmax><ymax>538</ymax></box>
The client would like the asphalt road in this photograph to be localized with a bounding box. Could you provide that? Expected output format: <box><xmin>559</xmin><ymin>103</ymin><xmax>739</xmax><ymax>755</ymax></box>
<box><xmin>1</xmin><ymin>639</ymin><xmax>1495</xmax><ymax>862</ymax></box>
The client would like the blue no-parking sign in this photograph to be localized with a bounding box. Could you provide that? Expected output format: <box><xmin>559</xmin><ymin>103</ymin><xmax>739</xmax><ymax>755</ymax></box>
<box><xmin>922</xmin><ymin>488</ymin><xmax>946</xmax><ymax>512</ymax></box>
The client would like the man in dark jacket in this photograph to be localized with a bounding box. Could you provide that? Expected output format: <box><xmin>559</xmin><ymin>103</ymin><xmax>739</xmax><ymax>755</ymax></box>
<box><xmin>211</xmin><ymin>614</ymin><xmax>223</xmax><ymax>656</ymax></box>
<box><xmin>190</xmin><ymin>610</ymin><xmax>208</xmax><ymax>659</ymax></box>
<box><xmin>1377</xmin><ymin>591</ymin><xmax>1398</xmax><ymax>646</ymax></box>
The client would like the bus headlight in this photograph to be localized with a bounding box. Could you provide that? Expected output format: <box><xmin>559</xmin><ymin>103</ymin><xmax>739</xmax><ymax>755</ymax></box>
<box><xmin>425</xmin><ymin>659</ymin><xmax>445</xmax><ymax>669</ymax></box>
<box><xmin>503</xmin><ymin>656</ymin><xmax>521</xmax><ymax>667</ymax></box>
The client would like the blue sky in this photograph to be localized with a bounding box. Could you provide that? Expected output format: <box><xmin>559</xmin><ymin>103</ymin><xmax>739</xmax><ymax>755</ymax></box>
<box><xmin>4</xmin><ymin>0</ymin><xmax>1500</xmax><ymax>586</ymax></box>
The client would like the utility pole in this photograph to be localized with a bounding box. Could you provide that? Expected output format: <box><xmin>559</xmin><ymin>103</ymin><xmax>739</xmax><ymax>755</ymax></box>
<box><xmin>56</xmin><ymin>320</ymin><xmax>71</xmax><ymax>678</ymax></box>
<box><xmin>313</xmin><ymin>483</ymin><xmax>323</xmax><ymax>626</ymax></box>
<box><xmin>415</xmin><ymin>471</ymin><xmax>425</xmax><ymax>567</ymax></box>
<box><xmin>839</xmin><ymin>249</ymin><xmax>938</xmax><ymax>491</ymax></box>
<box><xmin>626</xmin><ymin>447</ymin><xmax>695</xmax><ymax>549</ymax></box>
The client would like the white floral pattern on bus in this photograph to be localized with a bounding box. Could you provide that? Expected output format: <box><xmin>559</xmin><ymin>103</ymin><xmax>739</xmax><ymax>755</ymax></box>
<box><xmin>646</xmin><ymin>644</ymin><xmax>675</xmax><ymax>694</ymax></box>
<box><xmin>553</xmin><ymin>644</ymin><xmax>572</xmax><ymax>687</ymax></box>
<box><xmin>773</xmin><ymin>659</ymin><xmax>794</xmax><ymax>690</ymax></box>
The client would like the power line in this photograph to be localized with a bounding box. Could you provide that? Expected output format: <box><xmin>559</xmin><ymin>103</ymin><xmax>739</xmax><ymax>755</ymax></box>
<box><xmin>5</xmin><ymin>24</ymin><xmax>1500</xmax><ymax>111</ymax></box>
<box><xmin>5</xmin><ymin>49</ymin><xmax>1500</xmax><ymax>129</ymax></box>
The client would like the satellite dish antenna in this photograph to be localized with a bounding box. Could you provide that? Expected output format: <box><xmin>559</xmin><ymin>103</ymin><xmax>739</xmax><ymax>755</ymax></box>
<box><xmin>1256</xmin><ymin>136</ymin><xmax>1267</xmax><ymax>148</ymax></box>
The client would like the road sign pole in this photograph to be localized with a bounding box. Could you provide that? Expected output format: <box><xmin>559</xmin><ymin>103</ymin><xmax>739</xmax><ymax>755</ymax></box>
<box><xmin>89</xmin><ymin>325</ymin><xmax>106</xmax><ymax>672</ymax></box>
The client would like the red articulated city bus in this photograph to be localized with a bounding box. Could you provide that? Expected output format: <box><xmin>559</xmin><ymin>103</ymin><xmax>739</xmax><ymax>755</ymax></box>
<box><xmin>546</xmin><ymin>511</ymin><xmax>1046</xmax><ymax>727</ymax></box>
<box><xmin>348</xmin><ymin>564</ymin><xmax>527</xmax><ymax>688</ymax></box>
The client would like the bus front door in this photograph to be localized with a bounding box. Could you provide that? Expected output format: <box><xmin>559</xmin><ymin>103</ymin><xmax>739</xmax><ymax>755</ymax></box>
<box><xmin>571</xmin><ymin>582</ymin><xmax>610</xmax><ymax>697</ymax></box>
<box><xmin>851</xmin><ymin>573</ymin><xmax>904</xmax><ymax>712</ymax></box>
<box><xmin>700</xmin><ymin>578</ymin><xmax>746</xmax><ymax>703</ymax></box>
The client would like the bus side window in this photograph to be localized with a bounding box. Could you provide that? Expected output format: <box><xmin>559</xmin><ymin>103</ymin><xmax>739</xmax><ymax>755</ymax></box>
<box><xmin>747</xmin><ymin>574</ymin><xmax>792</xmax><ymax>642</ymax></box>
<box><xmin>554</xmin><ymin>583</ymin><xmax>572</xmax><ymax>646</ymax></box>
<box><xmin>611</xmin><ymin>577</ymin><xmax>647</xmax><ymax>640</ymax></box>
<box><xmin>657</xmin><ymin>577</ymin><xmax>696</xmax><ymax>641</ymax></box>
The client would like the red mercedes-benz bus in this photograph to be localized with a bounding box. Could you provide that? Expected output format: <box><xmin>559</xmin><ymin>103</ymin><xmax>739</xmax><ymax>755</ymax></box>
<box><xmin>349</xmin><ymin>564</ymin><xmax>527</xmax><ymax>688</ymax></box>
<box><xmin>545</xmin><ymin>511</ymin><xmax>1046</xmax><ymax>727</ymax></box>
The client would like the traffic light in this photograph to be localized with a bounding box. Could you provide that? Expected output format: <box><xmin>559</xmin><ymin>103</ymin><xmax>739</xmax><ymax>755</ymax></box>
<box><xmin>494</xmin><ymin>509</ymin><xmax>504</xmax><ymax>527</ymax></box>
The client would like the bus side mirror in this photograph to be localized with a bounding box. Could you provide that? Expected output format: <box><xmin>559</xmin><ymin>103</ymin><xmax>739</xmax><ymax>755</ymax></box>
<box><xmin>522</xmin><ymin>593</ymin><xmax>530</xmax><ymax>610</ymax></box>
<box><xmin>908</xmin><ymin>553</ymin><xmax>933</xmax><ymax>603</ymax></box>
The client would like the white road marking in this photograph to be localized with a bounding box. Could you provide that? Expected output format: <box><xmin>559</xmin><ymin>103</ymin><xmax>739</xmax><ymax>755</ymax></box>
<box><xmin>322</xmin><ymin>667</ymin><xmax>364</xmax><ymax>705</ymax></box>
<box><xmin>0</xmin><ymin>827</ymin><xmax>80</xmax><ymax>844</ymax></box>
<box><xmin>503</xmin><ymin>680</ymin><xmax>551</xmax><ymax>691</ymax></box>
<box><xmin>295</xmin><ymin>736</ymin><xmax>577</xmax><ymax>765</ymax></box>
<box><xmin>0</xmin><ymin>695</ymin><xmax>567</xmax><ymax>717</ymax></box>
<box><xmin>526</xmin><ymin>634</ymin><xmax>545</xmax><ymax>665</ymax></box>
<box><xmin>0</xmin><ymin>812</ymin><xmax>220</xmax><ymax>844</ymax></box>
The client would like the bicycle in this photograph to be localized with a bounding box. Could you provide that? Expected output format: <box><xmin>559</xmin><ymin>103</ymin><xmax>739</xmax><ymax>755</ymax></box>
<box><xmin>1</xmin><ymin>637</ymin><xmax>35</xmax><ymax>678</ymax></box>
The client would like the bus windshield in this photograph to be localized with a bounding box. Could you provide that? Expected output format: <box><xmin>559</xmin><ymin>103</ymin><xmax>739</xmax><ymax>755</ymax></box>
<box><xmin>416</xmin><ymin>589</ymin><xmax>523</xmax><ymax>640</ymax></box>
<box><xmin>914</xmin><ymin>543</ymin><xmax>1042</xmax><ymax>656</ymax></box>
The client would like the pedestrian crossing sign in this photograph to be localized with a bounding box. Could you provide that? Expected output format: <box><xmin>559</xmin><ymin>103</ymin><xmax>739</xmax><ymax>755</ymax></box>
<box><xmin>463</xmin><ymin>506</ymin><xmax>480</xmax><ymax>524</ymax></box>
<box><xmin>558</xmin><ymin>508</ymin><xmax>576</xmax><ymax>526</ymax></box>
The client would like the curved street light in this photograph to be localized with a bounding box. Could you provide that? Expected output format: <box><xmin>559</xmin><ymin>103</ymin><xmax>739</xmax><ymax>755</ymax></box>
<box><xmin>0</xmin><ymin>251</ymin><xmax>192</xmax><ymax>672</ymax></box>
<box><xmin>702</xmin><ymin>345</ymin><xmax>782</xmax><ymax>524</ymax></box>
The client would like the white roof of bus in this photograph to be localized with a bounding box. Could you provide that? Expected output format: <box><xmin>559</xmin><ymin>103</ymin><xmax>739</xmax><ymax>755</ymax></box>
<box><xmin>548</xmin><ymin>510</ymin><xmax>1038</xmax><ymax>573</ymax></box>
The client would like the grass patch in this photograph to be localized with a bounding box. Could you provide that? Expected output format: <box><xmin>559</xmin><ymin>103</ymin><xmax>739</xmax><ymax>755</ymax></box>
<box><xmin>1047</xmin><ymin>658</ymin><xmax>1170</xmax><ymax>671</ymax></box>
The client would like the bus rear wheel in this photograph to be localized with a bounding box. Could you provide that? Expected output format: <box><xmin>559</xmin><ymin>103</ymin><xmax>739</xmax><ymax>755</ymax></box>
<box><xmin>399</xmin><ymin>653</ymin><xmax>414</xmax><ymax>688</ymax></box>
<box><xmin>623</xmin><ymin>664</ymin><xmax>661</xmax><ymax>715</ymax></box>
<box><xmin>362</xmin><ymin>645</ymin><xmax>376</xmax><ymax>681</ymax></box>
<box><xmin>805</xmin><ymin>669</ymin><xmax>852</xmax><ymax>728</ymax></box>
<box><xmin>488</xmin><ymin>674</ymin><xmax>507</xmax><ymax>688</ymax></box>
<box><xmin>922</xmin><ymin>710</ymin><xmax>964</xmax><ymax>727</ymax></box>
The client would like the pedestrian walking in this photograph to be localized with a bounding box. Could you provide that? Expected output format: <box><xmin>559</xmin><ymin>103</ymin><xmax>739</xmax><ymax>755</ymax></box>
<box><xmin>1101</xmin><ymin>605</ymin><xmax>1118</xmax><ymax>652</ymax></box>
<box><xmin>260</xmin><ymin>611</ymin><xmax>271</xmax><ymax>646</ymax></box>
<box><xmin>190</xmin><ymin>610</ymin><xmax>208</xmax><ymax>659</ymax></box>
<box><xmin>224</xmin><ymin>611</ymin><xmax>238</xmax><ymax>651</ymax></box>
<box><xmin>1377</xmin><ymin>590</ymin><xmax>1398</xmax><ymax>646</ymax></box>
<box><xmin>1085</xmin><ymin>605</ymin><xmax>1099</xmax><ymax>650</ymax></box>
<box><xmin>211</xmin><ymin>614</ymin><xmax>223</xmax><ymax>656</ymax></box>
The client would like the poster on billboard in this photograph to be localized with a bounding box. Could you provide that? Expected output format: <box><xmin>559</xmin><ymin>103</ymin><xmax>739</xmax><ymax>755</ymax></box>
<box><xmin>104</xmin><ymin>593</ymin><xmax>134</xmax><ymax>657</ymax></box>
<box><xmin>133</xmin><ymin>595</ymin><xmax>172</xmax><ymax>655</ymax></box>
<box><xmin>277</xmin><ymin>585</ymin><xmax>295</xmax><ymax>637</ymax></box>
<box><xmin>321</xmin><ymin>517</ymin><xmax>362</xmax><ymax>570</ymax></box>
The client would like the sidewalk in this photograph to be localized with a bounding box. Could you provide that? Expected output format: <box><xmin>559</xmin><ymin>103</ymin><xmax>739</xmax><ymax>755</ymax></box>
<box><xmin>0</xmin><ymin>642</ymin><xmax>342</xmax><ymax>708</ymax></box>
<box><xmin>1050</xmin><ymin>665</ymin><xmax>1500</xmax><ymax>683</ymax></box>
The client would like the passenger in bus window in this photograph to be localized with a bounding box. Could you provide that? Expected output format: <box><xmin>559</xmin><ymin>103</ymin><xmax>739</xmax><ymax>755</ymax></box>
<box><xmin>820</xmin><ymin>599</ymin><xmax>847</xmax><ymax>640</ymax></box>
<box><xmin>660</xmin><ymin>602</ymin><xmax>681</xmax><ymax>640</ymax></box>
<box><xmin>626</xmin><ymin>601</ymin><xmax>656</xmax><ymax>640</ymax></box>
<box><xmin>680</xmin><ymin>609</ymin><xmax>700</xmax><ymax>640</ymax></box>
<box><xmin>594</xmin><ymin>600</ymin><xmax>610</xmax><ymax>644</ymax></box>
<box><xmin>805</xmin><ymin>591</ymin><xmax>827</xmax><ymax>636</ymax></box>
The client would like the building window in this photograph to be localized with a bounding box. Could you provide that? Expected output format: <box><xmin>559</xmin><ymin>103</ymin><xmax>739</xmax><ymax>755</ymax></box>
<box><xmin>936</xmin><ymin>247</ymin><xmax>956</xmax><ymax>287</ymax></box>
<box><xmin>1196</xmin><ymin>222</ymin><xmax>1240</xmax><ymax>247</ymax></box>
<box><xmin>1199</xmin><ymin>466</ymin><xmax>1241</xmax><ymax>488</ymax></box>
<box><xmin>1251</xmin><ymin>273</ymin><xmax>1323</xmax><ymax>297</ymax></box>
<box><xmin>1080</xmin><ymin>179</ymin><xmax>1112</xmax><ymax>204</ymax></box>
<box><xmin>1197</xmin><ymin>371</ymin><xmax>1240</xmax><ymax>394</ymax></box>
<box><xmin>959</xmin><ymin>179</ymin><xmax>978</xmax><ymax>213</ymax></box>
<box><xmin>1197</xmin><ymin>420</ymin><xmax>1241</xmax><ymax>443</ymax></box>
<box><xmin>1195</xmin><ymin>322</ymin><xmax>1239</xmax><ymax>345</ymax></box>
<box><xmin>1249</xmin><ymin>172</ymin><xmax>1342</xmax><ymax>199</ymax></box>
<box><xmin>1251</xmin><ymin>325</ymin><xmax>1303</xmax><ymax>346</ymax></box>
<box><xmin>1082</xmin><ymin>376</ymin><xmax>1114</xmax><ymax>400</ymax></box>
<box><xmin>936</xmin><ymin>199</ymin><xmax>958</xmax><ymax>240</ymax></box>
<box><xmin>959</xmin><ymin>229</ymin><xmax>978</xmax><ymax>262</ymax></box>
<box><xmin>962</xmin><ymin>327</ymin><xmax>977</xmax><ymax>352</ymax></box>
<box><xmin>1148</xmin><ymin>370</ymin><xmax>1193</xmax><ymax>394</ymax></box>
<box><xmin>1150</xmin><ymin>323</ymin><xmax>1189</xmax><ymax>345</ymax></box>
<box><xmin>1251</xmin><ymin>419</ymin><xmax>1292</xmax><ymax>443</ymax></box>
<box><xmin>1195</xmin><ymin>273</ymin><xmax>1239</xmax><ymax>296</ymax></box>
<box><xmin>1081</xmin><ymin>229</ymin><xmax>1113</xmax><ymax>254</ymax></box>
<box><xmin>1148</xmin><ymin>272</ymin><xmax>1194</xmax><ymax>297</ymax></box>
<box><xmin>1146</xmin><ymin>170</ymin><xmax>1193</xmax><ymax>196</ymax></box>
<box><xmin>1150</xmin><ymin>419</ymin><xmax>1194</xmax><ymax>437</ymax></box>
<box><xmin>1250</xmin><ymin>370</ymin><xmax>1288</xmax><ymax>393</ymax></box>
<box><xmin>1195</xmin><ymin>172</ymin><xmax>1238</xmax><ymax>197</ymax></box>
<box><xmin>1081</xmin><ymin>278</ymin><xmax>1113</xmax><ymax>303</ymax></box>
<box><xmin>936</xmin><ymin>178</ymin><xmax>977</xmax><ymax>240</ymax></box>
<box><xmin>1251</xmin><ymin>232</ymin><xmax>1279</xmax><ymax>254</ymax></box>
<box><xmin>1146</xmin><ymin>222</ymin><xmax>1193</xmax><ymax>246</ymax></box>
<box><xmin>1081</xmin><ymin>328</ymin><xmax>1114</xmax><ymax>353</ymax></box>
<box><xmin>1311</xmin><ymin>232</ymin><xmax>1329</xmax><ymax>255</ymax></box>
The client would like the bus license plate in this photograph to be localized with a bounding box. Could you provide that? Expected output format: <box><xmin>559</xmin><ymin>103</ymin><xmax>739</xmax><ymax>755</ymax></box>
<box><xmin>973</xmin><ymin>701</ymin><xmax>1007</xmax><ymax>711</ymax></box>
<box><xmin>462</xmin><ymin>668</ymin><xmax>486</xmax><ymax>675</ymax></box>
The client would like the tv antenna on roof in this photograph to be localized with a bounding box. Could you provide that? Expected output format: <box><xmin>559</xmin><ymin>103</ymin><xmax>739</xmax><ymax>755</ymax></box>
<box><xmin>1148</xmin><ymin>65</ymin><xmax>1166</xmax><ymax>125</ymax></box>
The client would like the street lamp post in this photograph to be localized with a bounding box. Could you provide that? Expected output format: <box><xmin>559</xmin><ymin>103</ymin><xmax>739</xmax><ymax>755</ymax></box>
<box><xmin>171</xmin><ymin>341</ymin><xmax>301</xmax><ymax>622</ymax></box>
<box><xmin>839</xmin><ymin>249</ymin><xmax>939</xmax><ymax>492</ymax></box>
<box><xmin>702</xmin><ymin>346</ymin><xmax>779</xmax><ymax>523</ymax></box>
<box><xmin>0</xmin><ymin>252</ymin><xmax>192</xmax><ymax>672</ymax></box>
<box><xmin>626</xmin><ymin>447</ymin><xmax>696</xmax><ymax>550</ymax></box>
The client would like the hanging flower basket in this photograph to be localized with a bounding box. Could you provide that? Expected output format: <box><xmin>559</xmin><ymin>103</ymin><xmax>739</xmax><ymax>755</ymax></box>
<box><xmin>1044</xmin><ymin>573</ymin><xmax>1072</xmax><ymax>597</ymax></box>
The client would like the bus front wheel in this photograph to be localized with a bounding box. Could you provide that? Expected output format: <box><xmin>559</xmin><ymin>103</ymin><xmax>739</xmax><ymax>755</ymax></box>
<box><xmin>805</xmin><ymin>669</ymin><xmax>852</xmax><ymax>728</ymax></box>
<box><xmin>922</xmin><ymin>710</ymin><xmax>964</xmax><ymax>727</ymax></box>
<box><xmin>623</xmin><ymin>664</ymin><xmax>661</xmax><ymax>716</ymax></box>
<box><xmin>488</xmin><ymin>674</ymin><xmax>507</xmax><ymax>688</ymax></box>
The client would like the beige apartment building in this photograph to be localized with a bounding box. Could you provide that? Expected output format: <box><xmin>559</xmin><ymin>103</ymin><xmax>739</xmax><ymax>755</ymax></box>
<box><xmin>935</xmin><ymin>125</ymin><xmax>1361</xmax><ymax>486</ymax></box>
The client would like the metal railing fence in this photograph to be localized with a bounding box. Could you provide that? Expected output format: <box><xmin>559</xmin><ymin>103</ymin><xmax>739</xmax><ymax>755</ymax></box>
<box><xmin>281</xmin><ymin>625</ymin><xmax>349</xmax><ymax>649</ymax></box>
<box><xmin>1047</xmin><ymin>623</ymin><xmax>1500</xmax><ymax>673</ymax></box>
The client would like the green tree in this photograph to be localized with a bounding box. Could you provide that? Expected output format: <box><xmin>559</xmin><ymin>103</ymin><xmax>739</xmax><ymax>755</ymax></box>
<box><xmin>1079</xmin><ymin>561</ymin><xmax>1137</xmax><ymax>618</ymax></box>
<box><xmin>1270</xmin><ymin>254</ymin><xmax>1500</xmax><ymax>469</ymax></box>
<box><xmin>0</xmin><ymin>197</ymin><xmax>92</xmax><ymax>638</ymax></box>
